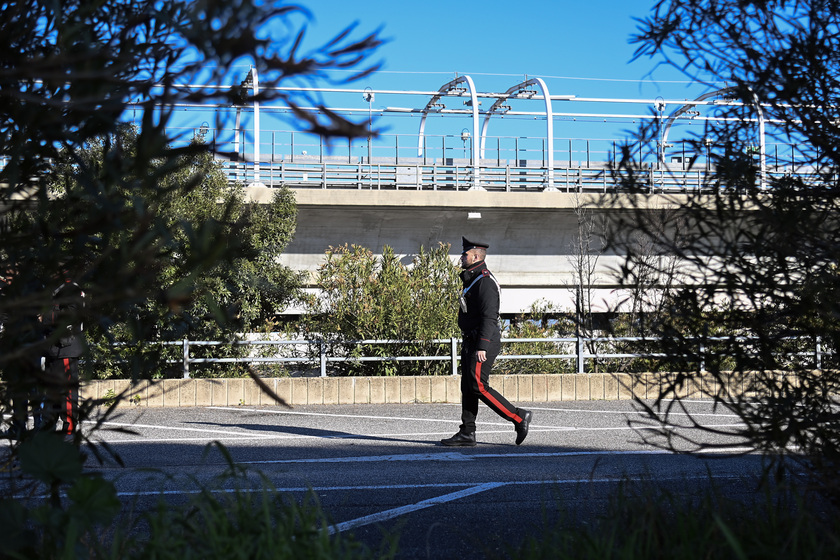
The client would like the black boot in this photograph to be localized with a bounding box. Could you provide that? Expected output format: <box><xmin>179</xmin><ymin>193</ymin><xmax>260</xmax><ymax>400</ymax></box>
<box><xmin>441</xmin><ymin>431</ymin><xmax>476</xmax><ymax>447</ymax></box>
<box><xmin>515</xmin><ymin>409</ymin><xmax>532</xmax><ymax>445</ymax></box>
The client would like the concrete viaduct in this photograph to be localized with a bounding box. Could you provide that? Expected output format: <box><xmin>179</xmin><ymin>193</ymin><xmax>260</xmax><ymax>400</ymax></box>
<box><xmin>243</xmin><ymin>177</ymin><xmax>684</xmax><ymax>317</ymax></box>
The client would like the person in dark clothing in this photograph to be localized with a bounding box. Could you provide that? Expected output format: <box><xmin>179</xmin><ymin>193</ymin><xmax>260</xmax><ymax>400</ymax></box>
<box><xmin>0</xmin><ymin>269</ymin><xmax>45</xmax><ymax>440</ymax></box>
<box><xmin>441</xmin><ymin>237</ymin><xmax>532</xmax><ymax>447</ymax></box>
<box><xmin>42</xmin><ymin>278</ymin><xmax>85</xmax><ymax>436</ymax></box>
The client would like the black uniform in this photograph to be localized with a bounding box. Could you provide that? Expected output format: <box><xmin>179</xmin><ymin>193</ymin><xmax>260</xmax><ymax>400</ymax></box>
<box><xmin>442</xmin><ymin>237</ymin><xmax>532</xmax><ymax>446</ymax></box>
<box><xmin>1</xmin><ymin>275</ymin><xmax>45</xmax><ymax>439</ymax></box>
<box><xmin>457</xmin><ymin>259</ymin><xmax>524</xmax><ymax>433</ymax></box>
<box><xmin>43</xmin><ymin>279</ymin><xmax>85</xmax><ymax>436</ymax></box>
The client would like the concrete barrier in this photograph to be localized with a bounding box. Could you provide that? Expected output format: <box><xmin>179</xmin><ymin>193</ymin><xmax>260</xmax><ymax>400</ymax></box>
<box><xmin>80</xmin><ymin>372</ymin><xmax>658</xmax><ymax>407</ymax></box>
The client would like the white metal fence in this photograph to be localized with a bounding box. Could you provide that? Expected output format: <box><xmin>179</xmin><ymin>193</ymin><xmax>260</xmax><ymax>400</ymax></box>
<box><xmin>139</xmin><ymin>335</ymin><xmax>832</xmax><ymax>379</ymax></box>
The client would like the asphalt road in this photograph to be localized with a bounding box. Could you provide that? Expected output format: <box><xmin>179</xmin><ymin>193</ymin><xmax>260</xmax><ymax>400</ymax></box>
<box><xmin>4</xmin><ymin>400</ymin><xmax>765</xmax><ymax>559</ymax></box>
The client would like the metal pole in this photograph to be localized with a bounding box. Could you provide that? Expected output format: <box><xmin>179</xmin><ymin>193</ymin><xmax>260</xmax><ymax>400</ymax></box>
<box><xmin>363</xmin><ymin>87</ymin><xmax>374</xmax><ymax>164</ymax></box>
<box><xmin>251</xmin><ymin>67</ymin><xmax>260</xmax><ymax>185</ymax></box>
<box><xmin>816</xmin><ymin>336</ymin><xmax>822</xmax><ymax>371</ymax></box>
<box><xmin>577</xmin><ymin>335</ymin><xmax>584</xmax><ymax>374</ymax></box>
<box><xmin>451</xmin><ymin>337</ymin><xmax>459</xmax><ymax>376</ymax></box>
<box><xmin>183</xmin><ymin>339</ymin><xmax>190</xmax><ymax>379</ymax></box>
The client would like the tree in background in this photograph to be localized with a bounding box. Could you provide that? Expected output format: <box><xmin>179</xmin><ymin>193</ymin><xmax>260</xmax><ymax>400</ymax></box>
<box><xmin>568</xmin><ymin>195</ymin><xmax>608</xmax><ymax>371</ymax></box>
<box><xmin>498</xmin><ymin>300</ymin><xmax>575</xmax><ymax>375</ymax></box>
<box><xmin>296</xmin><ymin>244</ymin><xmax>460</xmax><ymax>376</ymax></box>
<box><xmin>47</xmin><ymin>125</ymin><xmax>304</xmax><ymax>378</ymax></box>
<box><xmin>607</xmin><ymin>0</ymin><xmax>840</xmax><ymax>499</ymax></box>
<box><xmin>0</xmin><ymin>0</ymin><xmax>382</xmax><ymax>551</ymax></box>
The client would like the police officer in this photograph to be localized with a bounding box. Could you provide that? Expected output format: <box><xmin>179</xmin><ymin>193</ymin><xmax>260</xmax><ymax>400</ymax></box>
<box><xmin>0</xmin><ymin>269</ymin><xmax>45</xmax><ymax>440</ymax></box>
<box><xmin>441</xmin><ymin>237</ymin><xmax>532</xmax><ymax>447</ymax></box>
<box><xmin>42</xmin><ymin>277</ymin><xmax>85</xmax><ymax>437</ymax></box>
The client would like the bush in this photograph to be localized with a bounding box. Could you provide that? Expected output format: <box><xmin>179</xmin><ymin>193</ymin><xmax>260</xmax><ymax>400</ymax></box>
<box><xmin>295</xmin><ymin>243</ymin><xmax>460</xmax><ymax>376</ymax></box>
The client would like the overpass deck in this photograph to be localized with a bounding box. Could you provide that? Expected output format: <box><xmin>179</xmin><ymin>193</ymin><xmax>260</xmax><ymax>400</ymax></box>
<box><xmin>221</xmin><ymin>155</ymin><xmax>809</xmax><ymax>193</ymax></box>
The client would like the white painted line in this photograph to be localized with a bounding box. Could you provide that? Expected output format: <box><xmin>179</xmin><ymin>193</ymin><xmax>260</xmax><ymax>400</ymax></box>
<box><xmin>539</xmin><ymin>406</ymin><xmax>742</xmax><ymax>418</ymax></box>
<box><xmin>327</xmin><ymin>482</ymin><xmax>505</xmax><ymax>535</ymax></box>
<box><xmin>205</xmin><ymin>405</ymin><xmax>623</xmax><ymax>430</ymax></box>
<box><xmin>325</xmin><ymin>472</ymin><xmax>749</xmax><ymax>535</ymax></box>
<box><xmin>209</xmin><ymin>405</ymin><xmax>740</xmax><ymax>426</ymax></box>
<box><xmin>208</xmin><ymin>406</ymin><xmax>467</xmax><ymax>424</ymax></box>
<box><xmin>29</xmin><ymin>471</ymin><xmax>748</xmax><ymax>502</ymax></box>
<box><xmin>99</xmin><ymin>421</ymin><xmax>278</xmax><ymax>438</ymax></box>
<box><xmin>242</xmin><ymin>449</ymin><xmax>673</xmax><ymax>465</ymax></box>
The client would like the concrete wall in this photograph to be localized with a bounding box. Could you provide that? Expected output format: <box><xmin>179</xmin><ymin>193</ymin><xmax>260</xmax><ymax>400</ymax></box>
<box><xmin>246</xmin><ymin>187</ymin><xmax>688</xmax><ymax>314</ymax></box>
<box><xmin>79</xmin><ymin>372</ymin><xmax>686</xmax><ymax>408</ymax></box>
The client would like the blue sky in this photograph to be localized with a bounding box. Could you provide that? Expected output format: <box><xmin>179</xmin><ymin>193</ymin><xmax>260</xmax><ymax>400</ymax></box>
<box><xmin>187</xmin><ymin>1</ymin><xmax>723</xmax><ymax>160</ymax></box>
<box><xmin>297</xmin><ymin>0</ymin><xmax>703</xmax><ymax>96</ymax></box>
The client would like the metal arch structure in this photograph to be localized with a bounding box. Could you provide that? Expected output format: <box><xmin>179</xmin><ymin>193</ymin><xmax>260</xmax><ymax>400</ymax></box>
<box><xmin>479</xmin><ymin>78</ymin><xmax>554</xmax><ymax>189</ymax></box>
<box><xmin>659</xmin><ymin>87</ymin><xmax>734</xmax><ymax>167</ymax></box>
<box><xmin>417</xmin><ymin>75</ymin><xmax>481</xmax><ymax>187</ymax></box>
<box><xmin>659</xmin><ymin>86</ymin><xmax>767</xmax><ymax>188</ymax></box>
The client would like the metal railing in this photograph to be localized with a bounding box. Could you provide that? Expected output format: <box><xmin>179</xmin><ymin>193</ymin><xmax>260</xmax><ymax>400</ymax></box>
<box><xmin>143</xmin><ymin>335</ymin><xmax>832</xmax><ymax>379</ymax></box>
<box><xmin>182</xmin><ymin>126</ymin><xmax>818</xmax><ymax>192</ymax></box>
<box><xmin>222</xmin><ymin>158</ymin><xmax>824</xmax><ymax>193</ymax></box>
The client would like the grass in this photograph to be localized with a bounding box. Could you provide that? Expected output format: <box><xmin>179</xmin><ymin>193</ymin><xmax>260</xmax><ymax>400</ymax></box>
<box><xmin>510</xmin><ymin>477</ymin><xmax>840</xmax><ymax>560</ymax></box>
<box><xmin>4</xmin><ymin>440</ymin><xmax>840</xmax><ymax>559</ymax></box>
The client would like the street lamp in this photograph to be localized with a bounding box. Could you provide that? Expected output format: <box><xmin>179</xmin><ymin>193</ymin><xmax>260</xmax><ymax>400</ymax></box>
<box><xmin>461</xmin><ymin>128</ymin><xmax>470</xmax><ymax>158</ymax></box>
<box><xmin>654</xmin><ymin>96</ymin><xmax>666</xmax><ymax>169</ymax></box>
<box><xmin>239</xmin><ymin>67</ymin><xmax>262</xmax><ymax>187</ymax></box>
<box><xmin>704</xmin><ymin>137</ymin><xmax>713</xmax><ymax>172</ymax></box>
<box><xmin>363</xmin><ymin>87</ymin><xmax>374</xmax><ymax>163</ymax></box>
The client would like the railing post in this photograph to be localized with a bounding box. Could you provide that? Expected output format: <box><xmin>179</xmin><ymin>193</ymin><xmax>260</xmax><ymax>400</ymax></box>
<box><xmin>577</xmin><ymin>334</ymin><xmax>584</xmax><ymax>374</ymax></box>
<box><xmin>320</xmin><ymin>338</ymin><xmax>327</xmax><ymax>377</ymax></box>
<box><xmin>816</xmin><ymin>335</ymin><xmax>822</xmax><ymax>371</ymax></box>
<box><xmin>183</xmin><ymin>338</ymin><xmax>190</xmax><ymax>379</ymax></box>
<box><xmin>451</xmin><ymin>337</ymin><xmax>459</xmax><ymax>375</ymax></box>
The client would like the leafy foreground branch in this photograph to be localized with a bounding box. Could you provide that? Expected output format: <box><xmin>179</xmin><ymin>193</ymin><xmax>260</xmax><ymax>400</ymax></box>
<box><xmin>4</xmin><ymin>438</ymin><xmax>840</xmax><ymax>559</ymax></box>
<box><xmin>1</xmin><ymin>441</ymin><xmax>397</xmax><ymax>560</ymax></box>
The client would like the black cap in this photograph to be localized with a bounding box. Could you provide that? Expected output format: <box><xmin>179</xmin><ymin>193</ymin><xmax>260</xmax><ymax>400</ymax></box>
<box><xmin>462</xmin><ymin>237</ymin><xmax>489</xmax><ymax>252</ymax></box>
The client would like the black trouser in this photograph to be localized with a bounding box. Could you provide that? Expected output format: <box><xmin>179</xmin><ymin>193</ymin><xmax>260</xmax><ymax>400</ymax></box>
<box><xmin>7</xmin><ymin>357</ymin><xmax>42</xmax><ymax>435</ymax></box>
<box><xmin>43</xmin><ymin>357</ymin><xmax>79</xmax><ymax>435</ymax></box>
<box><xmin>460</xmin><ymin>336</ymin><xmax>524</xmax><ymax>433</ymax></box>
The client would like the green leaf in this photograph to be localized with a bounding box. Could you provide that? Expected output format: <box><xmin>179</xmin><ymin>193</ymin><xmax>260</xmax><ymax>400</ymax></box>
<box><xmin>17</xmin><ymin>431</ymin><xmax>83</xmax><ymax>486</ymax></box>
<box><xmin>0</xmin><ymin>498</ymin><xmax>35</xmax><ymax>555</ymax></box>
<box><xmin>66</xmin><ymin>476</ymin><xmax>121</xmax><ymax>526</ymax></box>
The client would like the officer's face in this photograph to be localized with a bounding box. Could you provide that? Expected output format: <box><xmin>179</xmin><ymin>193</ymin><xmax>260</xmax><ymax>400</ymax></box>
<box><xmin>460</xmin><ymin>249</ymin><xmax>480</xmax><ymax>269</ymax></box>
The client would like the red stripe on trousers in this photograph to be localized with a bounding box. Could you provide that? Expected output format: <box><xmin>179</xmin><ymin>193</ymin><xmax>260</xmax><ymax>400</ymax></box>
<box><xmin>473</xmin><ymin>361</ymin><xmax>521</xmax><ymax>423</ymax></box>
<box><xmin>63</xmin><ymin>358</ymin><xmax>74</xmax><ymax>433</ymax></box>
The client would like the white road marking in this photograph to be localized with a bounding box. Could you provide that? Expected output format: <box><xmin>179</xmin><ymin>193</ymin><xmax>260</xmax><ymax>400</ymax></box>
<box><xmin>15</xmin><ymin>471</ymin><xmax>757</xmax><ymax>502</ymax></box>
<box><xmin>242</xmin><ymin>449</ymin><xmax>672</xmax><ymax>465</ymax></box>
<box><xmin>98</xmin><ymin>421</ymin><xmax>278</xmax><ymax>438</ymax></box>
<box><xmin>323</xmin><ymin>470</ymin><xmax>749</xmax><ymax>534</ymax></box>
<box><xmin>327</xmin><ymin>482</ymin><xmax>505</xmax><ymax>535</ymax></box>
<box><xmin>209</xmin><ymin>406</ymin><xmax>470</xmax><ymax>423</ymax></box>
<box><xmin>209</xmin><ymin>404</ymin><xmax>741</xmax><ymax>422</ymax></box>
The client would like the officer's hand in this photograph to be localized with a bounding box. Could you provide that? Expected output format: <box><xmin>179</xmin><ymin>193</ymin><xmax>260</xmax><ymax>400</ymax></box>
<box><xmin>476</xmin><ymin>350</ymin><xmax>487</xmax><ymax>363</ymax></box>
